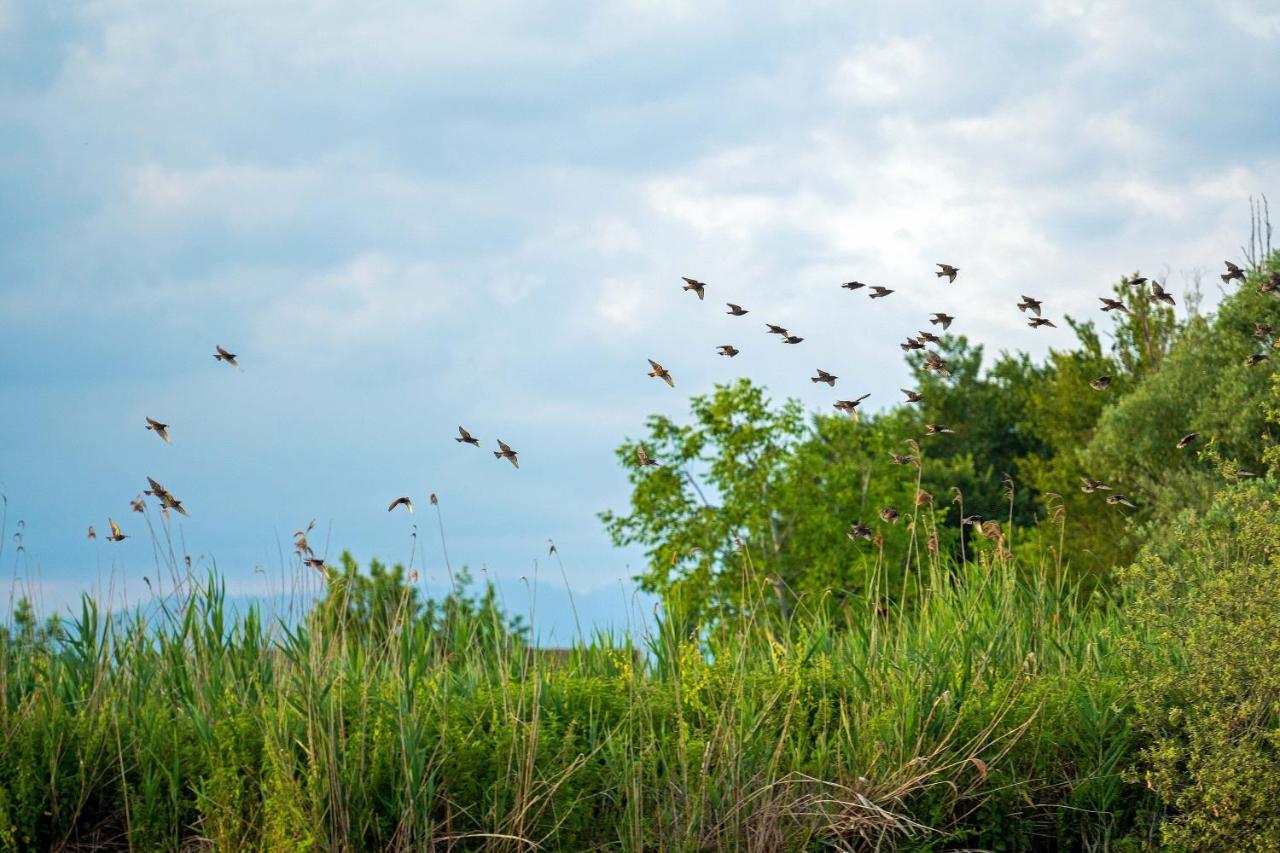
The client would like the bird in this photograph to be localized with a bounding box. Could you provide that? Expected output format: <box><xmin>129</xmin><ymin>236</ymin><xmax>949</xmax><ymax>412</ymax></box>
<box><xmin>1106</xmin><ymin>495</ymin><xmax>1136</xmax><ymax>508</ymax></box>
<box><xmin>213</xmin><ymin>345</ymin><xmax>239</xmax><ymax>368</ymax></box>
<box><xmin>456</xmin><ymin>426</ymin><xmax>481</xmax><ymax>447</ymax></box>
<box><xmin>87</xmin><ymin>526</ymin><xmax>96</xmax><ymax>539</ymax></box>
<box><xmin>960</xmin><ymin>513</ymin><xmax>983</xmax><ymax>526</ymax></box>
<box><xmin>648</xmin><ymin>358</ymin><xmax>675</xmax><ymax>387</ymax></box>
<box><xmin>900</xmin><ymin>337</ymin><xmax>924</xmax><ymax>351</ymax></box>
<box><xmin>130</xmin><ymin>496</ymin><xmax>145</xmax><ymax>513</ymax></box>
<box><xmin>1254</xmin><ymin>322</ymin><xmax>1273</xmax><ymax>339</ymax></box>
<box><xmin>841</xmin><ymin>281</ymin><xmax>867</xmax><ymax>291</ymax></box>
<box><xmin>782</xmin><ymin>335</ymin><xmax>804</xmax><ymax>345</ymax></box>
<box><xmin>1017</xmin><ymin>295</ymin><xmax>1042</xmax><ymax>316</ymax></box>
<box><xmin>1080</xmin><ymin>477</ymin><xmax>1111</xmax><ymax>493</ymax></box>
<box><xmin>847</xmin><ymin>522</ymin><xmax>872</xmax><ymax>541</ymax></box>
<box><xmin>879</xmin><ymin>508</ymin><xmax>899</xmax><ymax>524</ymax></box>
<box><xmin>1177</xmin><ymin>432</ymin><xmax>1198</xmax><ymax>449</ymax></box>
<box><xmin>812</xmin><ymin>369</ymin><xmax>838</xmax><ymax>387</ymax></box>
<box><xmin>1234</xmin><ymin>468</ymin><xmax>1260</xmax><ymax>478</ymax></box>
<box><xmin>1149</xmin><ymin>281</ymin><xmax>1176</xmax><ymax>306</ymax></box>
<box><xmin>1028</xmin><ymin>317</ymin><xmax>1057</xmax><ymax>329</ymax></box>
<box><xmin>936</xmin><ymin>263</ymin><xmax>959</xmax><ymax>283</ymax></box>
<box><xmin>917</xmin><ymin>330</ymin><xmax>941</xmax><ymax>344</ymax></box>
<box><xmin>144</xmin><ymin>477</ymin><xmax>188</xmax><ymax>516</ymax></box>
<box><xmin>1222</xmin><ymin>261</ymin><xmax>1246</xmax><ymax>283</ymax></box>
<box><xmin>868</xmin><ymin>286</ymin><xmax>894</xmax><ymax>299</ymax></box>
<box><xmin>1099</xmin><ymin>297</ymin><xmax>1128</xmax><ymax>313</ymax></box>
<box><xmin>726</xmin><ymin>303</ymin><xmax>748</xmax><ymax>316</ymax></box>
<box><xmin>106</xmin><ymin>518</ymin><xmax>128</xmax><ymax>542</ymax></box>
<box><xmin>636</xmin><ymin>446</ymin><xmax>659</xmax><ymax>467</ymax></box>
<box><xmin>923</xmin><ymin>352</ymin><xmax>952</xmax><ymax>377</ymax></box>
<box><xmin>145</xmin><ymin>417</ymin><xmax>171</xmax><ymax>444</ymax></box>
<box><xmin>1090</xmin><ymin>375</ymin><xmax>1112</xmax><ymax>390</ymax></box>
<box><xmin>681</xmin><ymin>277</ymin><xmax>706</xmax><ymax>300</ymax></box>
<box><xmin>304</xmin><ymin>557</ymin><xmax>327</xmax><ymax>572</ymax></box>
<box><xmin>889</xmin><ymin>453</ymin><xmax>917</xmax><ymax>465</ymax></box>
<box><xmin>766</xmin><ymin>324</ymin><xmax>788</xmax><ymax>336</ymax></box>
<box><xmin>717</xmin><ymin>345</ymin><xmax>739</xmax><ymax>357</ymax></box>
<box><xmin>930</xmin><ymin>312</ymin><xmax>955</xmax><ymax>330</ymax></box>
<box><xmin>901</xmin><ymin>389</ymin><xmax>923</xmax><ymax>403</ymax></box>
<box><xmin>925</xmin><ymin>424</ymin><xmax>955</xmax><ymax>435</ymax></box>
<box><xmin>833</xmin><ymin>394</ymin><xmax>871</xmax><ymax>416</ymax></box>
<box><xmin>494</xmin><ymin>440</ymin><xmax>520</xmax><ymax>468</ymax></box>
<box><xmin>388</xmin><ymin>497</ymin><xmax>414</xmax><ymax>513</ymax></box>
<box><xmin>1246</xmin><ymin>354</ymin><xmax>1270</xmax><ymax>367</ymax></box>
<box><xmin>1259</xmin><ymin>276</ymin><xmax>1280</xmax><ymax>295</ymax></box>
<box><xmin>1124</xmin><ymin>275</ymin><xmax>1148</xmax><ymax>287</ymax></box>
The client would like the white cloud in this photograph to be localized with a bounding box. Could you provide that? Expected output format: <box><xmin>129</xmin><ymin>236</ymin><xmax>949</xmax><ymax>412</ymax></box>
<box><xmin>829</xmin><ymin>38</ymin><xmax>931</xmax><ymax>104</ymax></box>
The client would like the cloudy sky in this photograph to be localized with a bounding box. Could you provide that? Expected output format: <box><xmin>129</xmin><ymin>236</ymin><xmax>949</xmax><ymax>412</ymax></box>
<box><xmin>1</xmin><ymin>0</ymin><xmax>1277</xmax><ymax>632</ymax></box>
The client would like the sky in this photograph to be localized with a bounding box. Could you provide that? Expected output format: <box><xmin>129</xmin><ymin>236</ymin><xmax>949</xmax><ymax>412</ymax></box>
<box><xmin>1</xmin><ymin>0</ymin><xmax>1278</xmax><ymax>638</ymax></box>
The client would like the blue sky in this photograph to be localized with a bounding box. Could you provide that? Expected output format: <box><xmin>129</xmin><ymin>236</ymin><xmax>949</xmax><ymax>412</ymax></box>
<box><xmin>2</xmin><ymin>0</ymin><xmax>1278</xmax><ymax>636</ymax></box>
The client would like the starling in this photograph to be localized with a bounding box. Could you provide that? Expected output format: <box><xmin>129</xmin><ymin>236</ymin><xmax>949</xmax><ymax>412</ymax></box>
<box><xmin>917</xmin><ymin>330</ymin><xmax>941</xmax><ymax>344</ymax></box>
<box><xmin>1124</xmin><ymin>276</ymin><xmax>1148</xmax><ymax>287</ymax></box>
<box><xmin>936</xmin><ymin>263</ymin><xmax>959</xmax><ymax>283</ymax></box>
<box><xmin>106</xmin><ymin>517</ymin><xmax>128</xmax><ymax>542</ymax></box>
<box><xmin>868</xmin><ymin>286</ymin><xmax>894</xmax><ymax>299</ymax></box>
<box><xmin>87</xmin><ymin>526</ymin><xmax>96</xmax><ymax>539</ymax></box>
<box><xmin>456</xmin><ymin>426</ymin><xmax>481</xmax><ymax>447</ymax></box>
<box><xmin>900</xmin><ymin>336</ymin><xmax>924</xmax><ymax>351</ymax></box>
<box><xmin>304</xmin><ymin>557</ymin><xmax>327</xmax><ymax>572</ymax></box>
<box><xmin>782</xmin><ymin>335</ymin><xmax>804</xmax><ymax>345</ymax></box>
<box><xmin>889</xmin><ymin>453</ymin><xmax>917</xmax><ymax>465</ymax></box>
<box><xmin>648</xmin><ymin>358</ymin><xmax>675</xmax><ymax>387</ymax></box>
<box><xmin>960</xmin><ymin>514</ymin><xmax>982</xmax><ymax>526</ymax></box>
<box><xmin>766</xmin><ymin>323</ymin><xmax>788</xmax><ymax>336</ymax></box>
<box><xmin>879</xmin><ymin>508</ymin><xmax>899</xmax><ymax>524</ymax></box>
<box><xmin>726</xmin><ymin>303</ymin><xmax>748</xmax><ymax>316</ymax></box>
<box><xmin>833</xmin><ymin>394</ymin><xmax>871</xmax><ymax>416</ymax></box>
<box><xmin>636</xmin><ymin>446</ymin><xmax>659</xmax><ymax>467</ymax></box>
<box><xmin>923</xmin><ymin>352</ymin><xmax>952</xmax><ymax>377</ymax></box>
<box><xmin>1235</xmin><ymin>468</ymin><xmax>1259</xmax><ymax>478</ymax></box>
<box><xmin>1106</xmin><ymin>495</ymin><xmax>1136</xmax><ymax>508</ymax></box>
<box><xmin>1149</xmin><ymin>281</ymin><xmax>1176</xmax><ymax>306</ymax></box>
<box><xmin>1080</xmin><ymin>477</ymin><xmax>1111</xmax><ymax>493</ymax></box>
<box><xmin>1222</xmin><ymin>261</ymin><xmax>1246</xmax><ymax>284</ymax></box>
<box><xmin>213</xmin><ymin>345</ymin><xmax>239</xmax><ymax>367</ymax></box>
<box><xmin>388</xmin><ymin>497</ymin><xmax>414</xmax><ymax>513</ymax></box>
<box><xmin>925</xmin><ymin>423</ymin><xmax>955</xmax><ymax>435</ymax></box>
<box><xmin>1099</xmin><ymin>297</ymin><xmax>1128</xmax><ymax>313</ymax></box>
<box><xmin>1017</xmin><ymin>295</ymin><xmax>1042</xmax><ymax>316</ymax></box>
<box><xmin>1089</xmin><ymin>376</ymin><xmax>1112</xmax><ymax>390</ymax></box>
<box><xmin>145</xmin><ymin>417</ymin><xmax>171</xmax><ymax>444</ymax></box>
<box><xmin>717</xmin><ymin>345</ymin><xmax>739</xmax><ymax>357</ymax></box>
<box><xmin>130</xmin><ymin>496</ymin><xmax>145</xmax><ymax>513</ymax></box>
<box><xmin>1246</xmin><ymin>354</ymin><xmax>1270</xmax><ymax>367</ymax></box>
<box><xmin>901</xmin><ymin>388</ymin><xmax>923</xmax><ymax>403</ymax></box>
<box><xmin>847</xmin><ymin>521</ymin><xmax>872</xmax><ymax>541</ymax></box>
<box><xmin>1254</xmin><ymin>322</ymin><xmax>1273</xmax><ymax>339</ymax></box>
<box><xmin>681</xmin><ymin>277</ymin><xmax>707</xmax><ymax>300</ymax></box>
<box><xmin>930</xmin><ymin>312</ymin><xmax>955</xmax><ymax>330</ymax></box>
<box><xmin>812</xmin><ymin>369</ymin><xmax>838</xmax><ymax>387</ymax></box>
<box><xmin>1177</xmin><ymin>432</ymin><xmax>1198</xmax><ymax>449</ymax></box>
<box><xmin>841</xmin><ymin>281</ymin><xmax>867</xmax><ymax>291</ymax></box>
<box><xmin>1028</xmin><ymin>317</ymin><xmax>1057</xmax><ymax>329</ymax></box>
<box><xmin>494</xmin><ymin>440</ymin><xmax>520</xmax><ymax>468</ymax></box>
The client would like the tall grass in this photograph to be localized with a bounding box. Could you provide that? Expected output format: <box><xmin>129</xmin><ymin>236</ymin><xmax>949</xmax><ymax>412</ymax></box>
<box><xmin>0</xmin><ymin>513</ymin><xmax>1150</xmax><ymax>851</ymax></box>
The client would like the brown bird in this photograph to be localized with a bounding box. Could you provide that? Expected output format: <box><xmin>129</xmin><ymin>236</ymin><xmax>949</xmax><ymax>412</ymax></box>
<box><xmin>833</xmin><ymin>394</ymin><xmax>871</xmax><ymax>416</ymax></box>
<box><xmin>1234</xmin><ymin>468</ymin><xmax>1260</xmax><ymax>478</ymax></box>
<box><xmin>648</xmin><ymin>358</ymin><xmax>675</xmax><ymax>387</ymax></box>
<box><xmin>494</xmin><ymin>440</ymin><xmax>520</xmax><ymax>468</ymax></box>
<box><xmin>726</xmin><ymin>303</ymin><xmax>748</xmax><ymax>316</ymax></box>
<box><xmin>900</xmin><ymin>336</ymin><xmax>924</xmax><ymax>351</ymax></box>
<box><xmin>1106</xmin><ymin>495</ymin><xmax>1136</xmax><ymax>508</ymax></box>
<box><xmin>1177</xmin><ymin>432</ymin><xmax>1198</xmax><ymax>449</ymax></box>
<box><xmin>925</xmin><ymin>423</ymin><xmax>955</xmax><ymax>435</ymax></box>
<box><xmin>1028</xmin><ymin>317</ymin><xmax>1057</xmax><ymax>329</ymax></box>
<box><xmin>1099</xmin><ymin>297</ymin><xmax>1128</xmax><ymax>313</ymax></box>
<box><xmin>930</xmin><ymin>312</ymin><xmax>954</xmax><ymax>330</ymax></box>
<box><xmin>1149</xmin><ymin>281</ymin><xmax>1176</xmax><ymax>306</ymax></box>
<box><xmin>106</xmin><ymin>517</ymin><xmax>128</xmax><ymax>542</ymax></box>
<box><xmin>717</xmin><ymin>345</ymin><xmax>739</xmax><ymax>357</ymax></box>
<box><xmin>304</xmin><ymin>557</ymin><xmax>327</xmax><ymax>572</ymax></box>
<box><xmin>812</xmin><ymin>369</ymin><xmax>838</xmax><ymax>387</ymax></box>
<box><xmin>144</xmin><ymin>477</ymin><xmax>188</xmax><ymax>516</ymax></box>
<box><xmin>766</xmin><ymin>323</ymin><xmax>788</xmax><ymax>336</ymax></box>
<box><xmin>960</xmin><ymin>513</ymin><xmax>983</xmax><ymax>526</ymax></box>
<box><xmin>879</xmin><ymin>508</ymin><xmax>899</xmax><ymax>524</ymax></box>
<box><xmin>1246</xmin><ymin>353</ymin><xmax>1270</xmax><ymax>367</ymax></box>
<box><xmin>841</xmin><ymin>281</ymin><xmax>867</xmax><ymax>290</ymax></box>
<box><xmin>145</xmin><ymin>476</ymin><xmax>171</xmax><ymax>501</ymax></box>
<box><xmin>917</xmin><ymin>330</ymin><xmax>941</xmax><ymax>344</ymax></box>
<box><xmin>923</xmin><ymin>352</ymin><xmax>952</xmax><ymax>377</ymax></box>
<box><xmin>782</xmin><ymin>335</ymin><xmax>804</xmax><ymax>345</ymax></box>
<box><xmin>889</xmin><ymin>453</ymin><xmax>917</xmax><ymax>465</ymax></box>
<box><xmin>130</xmin><ymin>496</ymin><xmax>145</xmax><ymax>513</ymax></box>
<box><xmin>901</xmin><ymin>388</ymin><xmax>923</xmax><ymax>403</ymax></box>
<box><xmin>145</xmin><ymin>417</ymin><xmax>171</xmax><ymax>444</ymax></box>
<box><xmin>868</xmin><ymin>286</ymin><xmax>894</xmax><ymax>299</ymax></box>
<box><xmin>295</xmin><ymin>533</ymin><xmax>312</xmax><ymax>556</ymax></box>
<box><xmin>681</xmin><ymin>277</ymin><xmax>706</xmax><ymax>300</ymax></box>
<box><xmin>1017</xmin><ymin>295</ymin><xmax>1042</xmax><ymax>316</ymax></box>
<box><xmin>87</xmin><ymin>526</ymin><xmax>96</xmax><ymax>539</ymax></box>
<box><xmin>1124</xmin><ymin>275</ymin><xmax>1148</xmax><ymax>287</ymax></box>
<box><xmin>213</xmin><ymin>345</ymin><xmax>239</xmax><ymax>367</ymax></box>
<box><xmin>936</xmin><ymin>263</ymin><xmax>959</xmax><ymax>283</ymax></box>
<box><xmin>456</xmin><ymin>426</ymin><xmax>481</xmax><ymax>447</ymax></box>
<box><xmin>1090</xmin><ymin>375</ymin><xmax>1112</xmax><ymax>390</ymax></box>
<box><xmin>847</xmin><ymin>521</ymin><xmax>872</xmax><ymax>541</ymax></box>
<box><xmin>388</xmin><ymin>497</ymin><xmax>414</xmax><ymax>513</ymax></box>
<box><xmin>1222</xmin><ymin>261</ymin><xmax>1246</xmax><ymax>284</ymax></box>
<box><xmin>1259</xmin><ymin>276</ymin><xmax>1280</xmax><ymax>295</ymax></box>
<box><xmin>1080</xmin><ymin>477</ymin><xmax>1111</xmax><ymax>493</ymax></box>
<box><xmin>1254</xmin><ymin>322</ymin><xmax>1273</xmax><ymax>339</ymax></box>
<box><xmin>636</xmin><ymin>446</ymin><xmax>659</xmax><ymax>467</ymax></box>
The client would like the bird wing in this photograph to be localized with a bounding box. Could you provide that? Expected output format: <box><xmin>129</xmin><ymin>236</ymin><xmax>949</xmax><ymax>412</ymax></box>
<box><xmin>109</xmin><ymin>518</ymin><xmax>122</xmax><ymax>537</ymax></box>
<box><xmin>663</xmin><ymin>373</ymin><xmax>675</xmax><ymax>388</ymax></box>
<box><xmin>648</xmin><ymin>358</ymin><xmax>663</xmax><ymax>372</ymax></box>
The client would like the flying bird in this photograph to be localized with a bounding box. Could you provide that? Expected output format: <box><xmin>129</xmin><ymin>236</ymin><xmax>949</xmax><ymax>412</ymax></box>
<box><xmin>494</xmin><ymin>440</ymin><xmax>520</xmax><ymax>468</ymax></box>
<box><xmin>923</xmin><ymin>352</ymin><xmax>952</xmax><ymax>377</ymax></box>
<box><xmin>648</xmin><ymin>358</ymin><xmax>675</xmax><ymax>387</ymax></box>
<box><xmin>847</xmin><ymin>521</ymin><xmax>872</xmax><ymax>541</ymax></box>
<box><xmin>889</xmin><ymin>453</ymin><xmax>917</xmax><ymax>465</ymax></box>
<box><xmin>782</xmin><ymin>335</ymin><xmax>804</xmax><ymax>345</ymax></box>
<box><xmin>936</xmin><ymin>264</ymin><xmax>959</xmax><ymax>283</ymax></box>
<box><xmin>901</xmin><ymin>389</ymin><xmax>923</xmax><ymax>403</ymax></box>
<box><xmin>1028</xmin><ymin>317</ymin><xmax>1057</xmax><ymax>329</ymax></box>
<box><xmin>87</xmin><ymin>526</ymin><xmax>96</xmax><ymax>539</ymax></box>
<box><xmin>900</xmin><ymin>337</ymin><xmax>924</xmax><ymax>351</ymax></box>
<box><xmin>213</xmin><ymin>345</ymin><xmax>239</xmax><ymax>368</ymax></box>
<box><xmin>726</xmin><ymin>303</ymin><xmax>748</xmax><ymax>316</ymax></box>
<box><xmin>833</xmin><ymin>394</ymin><xmax>871</xmax><ymax>416</ymax></box>
<box><xmin>1080</xmin><ymin>477</ymin><xmax>1111</xmax><ymax>493</ymax></box>
<box><xmin>456</xmin><ymin>426</ymin><xmax>480</xmax><ymax>447</ymax></box>
<box><xmin>1176</xmin><ymin>432</ymin><xmax>1198</xmax><ymax>449</ymax></box>
<box><xmin>925</xmin><ymin>424</ymin><xmax>955</xmax><ymax>435</ymax></box>
<box><xmin>917</xmin><ymin>330</ymin><xmax>941</xmax><ymax>344</ymax></box>
<box><xmin>766</xmin><ymin>324</ymin><xmax>788</xmax><ymax>336</ymax></box>
<box><xmin>930</xmin><ymin>312</ymin><xmax>954</xmax><ymax>330</ymax></box>
<box><xmin>879</xmin><ymin>508</ymin><xmax>899</xmax><ymax>524</ymax></box>
<box><xmin>812</xmin><ymin>369</ymin><xmax>838</xmax><ymax>387</ymax></box>
<box><xmin>304</xmin><ymin>557</ymin><xmax>327</xmax><ymax>572</ymax></box>
<box><xmin>145</xmin><ymin>417</ymin><xmax>171</xmax><ymax>444</ymax></box>
<box><xmin>1124</xmin><ymin>276</ymin><xmax>1148</xmax><ymax>287</ymax></box>
<box><xmin>1222</xmin><ymin>261</ymin><xmax>1246</xmax><ymax>283</ymax></box>
<box><xmin>130</xmin><ymin>496</ymin><xmax>145</xmax><ymax>513</ymax></box>
<box><xmin>1246</xmin><ymin>353</ymin><xmax>1270</xmax><ymax>367</ymax></box>
<box><xmin>636</xmin><ymin>446</ymin><xmax>659</xmax><ymax>467</ymax></box>
<box><xmin>841</xmin><ymin>281</ymin><xmax>867</xmax><ymax>291</ymax></box>
<box><xmin>388</xmin><ymin>497</ymin><xmax>414</xmax><ymax>513</ymax></box>
<box><xmin>1149</xmin><ymin>281</ymin><xmax>1176</xmax><ymax>306</ymax></box>
<box><xmin>1017</xmin><ymin>296</ymin><xmax>1042</xmax><ymax>316</ymax></box>
<box><xmin>1099</xmin><ymin>297</ymin><xmax>1128</xmax><ymax>313</ymax></box>
<box><xmin>1254</xmin><ymin>322</ymin><xmax>1273</xmax><ymax>339</ymax></box>
<box><xmin>1106</xmin><ymin>495</ymin><xmax>1136</xmax><ymax>508</ymax></box>
<box><xmin>681</xmin><ymin>277</ymin><xmax>706</xmax><ymax>300</ymax></box>
<box><xmin>106</xmin><ymin>518</ymin><xmax>128</xmax><ymax>542</ymax></box>
<box><xmin>868</xmin><ymin>286</ymin><xmax>894</xmax><ymax>299</ymax></box>
<box><xmin>1090</xmin><ymin>375</ymin><xmax>1112</xmax><ymax>390</ymax></box>
<box><xmin>717</xmin><ymin>345</ymin><xmax>739</xmax><ymax>357</ymax></box>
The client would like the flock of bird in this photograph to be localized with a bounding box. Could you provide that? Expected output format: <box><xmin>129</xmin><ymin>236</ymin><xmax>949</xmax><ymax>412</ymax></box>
<box><xmin>86</xmin><ymin>257</ymin><xmax>1270</xmax><ymax>566</ymax></box>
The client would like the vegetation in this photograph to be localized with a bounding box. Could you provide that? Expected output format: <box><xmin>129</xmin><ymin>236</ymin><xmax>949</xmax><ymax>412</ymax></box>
<box><xmin>4</xmin><ymin>244</ymin><xmax>1280</xmax><ymax>849</ymax></box>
